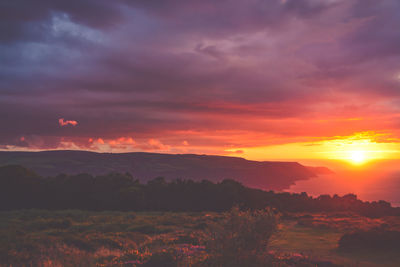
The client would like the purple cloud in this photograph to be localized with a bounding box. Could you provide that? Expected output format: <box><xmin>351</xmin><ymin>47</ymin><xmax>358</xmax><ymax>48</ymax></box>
<box><xmin>0</xmin><ymin>0</ymin><xmax>399</xmax><ymax>152</ymax></box>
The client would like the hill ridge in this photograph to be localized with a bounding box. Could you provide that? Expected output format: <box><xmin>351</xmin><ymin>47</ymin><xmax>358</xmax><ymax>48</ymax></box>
<box><xmin>0</xmin><ymin>150</ymin><xmax>330</xmax><ymax>190</ymax></box>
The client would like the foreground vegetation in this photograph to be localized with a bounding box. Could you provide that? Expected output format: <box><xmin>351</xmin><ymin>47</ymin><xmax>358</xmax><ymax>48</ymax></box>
<box><xmin>1</xmin><ymin>209</ymin><xmax>400</xmax><ymax>266</ymax></box>
<box><xmin>1</xmin><ymin>208</ymin><xmax>277</xmax><ymax>266</ymax></box>
<box><xmin>2</xmin><ymin>165</ymin><xmax>400</xmax><ymax>266</ymax></box>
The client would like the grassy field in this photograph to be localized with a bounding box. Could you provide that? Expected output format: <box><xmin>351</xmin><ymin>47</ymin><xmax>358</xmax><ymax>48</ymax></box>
<box><xmin>271</xmin><ymin>213</ymin><xmax>400</xmax><ymax>267</ymax></box>
<box><xmin>1</xmin><ymin>210</ymin><xmax>399</xmax><ymax>266</ymax></box>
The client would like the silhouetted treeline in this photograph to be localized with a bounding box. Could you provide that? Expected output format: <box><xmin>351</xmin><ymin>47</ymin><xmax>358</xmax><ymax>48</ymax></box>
<box><xmin>0</xmin><ymin>165</ymin><xmax>398</xmax><ymax>217</ymax></box>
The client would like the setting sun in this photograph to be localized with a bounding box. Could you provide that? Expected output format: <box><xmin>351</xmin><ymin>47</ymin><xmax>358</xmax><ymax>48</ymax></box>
<box><xmin>349</xmin><ymin>150</ymin><xmax>367</xmax><ymax>165</ymax></box>
<box><xmin>224</xmin><ymin>131</ymin><xmax>400</xmax><ymax>165</ymax></box>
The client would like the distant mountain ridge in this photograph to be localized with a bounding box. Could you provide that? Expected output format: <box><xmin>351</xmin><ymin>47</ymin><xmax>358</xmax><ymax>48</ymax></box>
<box><xmin>0</xmin><ymin>150</ymin><xmax>331</xmax><ymax>190</ymax></box>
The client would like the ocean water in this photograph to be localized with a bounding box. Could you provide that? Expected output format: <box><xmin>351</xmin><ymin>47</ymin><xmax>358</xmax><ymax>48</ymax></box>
<box><xmin>286</xmin><ymin>160</ymin><xmax>400</xmax><ymax>207</ymax></box>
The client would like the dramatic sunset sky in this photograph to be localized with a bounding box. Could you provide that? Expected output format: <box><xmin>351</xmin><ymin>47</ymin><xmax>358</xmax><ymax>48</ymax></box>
<box><xmin>1</xmin><ymin>0</ymin><xmax>400</xmax><ymax>163</ymax></box>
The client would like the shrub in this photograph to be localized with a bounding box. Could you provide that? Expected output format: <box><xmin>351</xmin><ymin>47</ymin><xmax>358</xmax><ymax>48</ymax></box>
<box><xmin>62</xmin><ymin>236</ymin><xmax>96</xmax><ymax>251</ymax></box>
<box><xmin>175</xmin><ymin>233</ymin><xmax>200</xmax><ymax>245</ymax></box>
<box><xmin>338</xmin><ymin>229</ymin><xmax>400</xmax><ymax>252</ymax></box>
<box><xmin>25</xmin><ymin>218</ymin><xmax>72</xmax><ymax>231</ymax></box>
<box><xmin>91</xmin><ymin>237</ymin><xmax>123</xmax><ymax>249</ymax></box>
<box><xmin>205</xmin><ymin>207</ymin><xmax>278</xmax><ymax>266</ymax></box>
<box><xmin>128</xmin><ymin>224</ymin><xmax>158</xmax><ymax>234</ymax></box>
<box><xmin>193</xmin><ymin>222</ymin><xmax>208</xmax><ymax>230</ymax></box>
<box><xmin>142</xmin><ymin>250</ymin><xmax>178</xmax><ymax>267</ymax></box>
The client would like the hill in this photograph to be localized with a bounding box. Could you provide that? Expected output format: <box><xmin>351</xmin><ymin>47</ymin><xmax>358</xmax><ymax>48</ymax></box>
<box><xmin>304</xmin><ymin>166</ymin><xmax>335</xmax><ymax>175</ymax></box>
<box><xmin>0</xmin><ymin>150</ymin><xmax>329</xmax><ymax>190</ymax></box>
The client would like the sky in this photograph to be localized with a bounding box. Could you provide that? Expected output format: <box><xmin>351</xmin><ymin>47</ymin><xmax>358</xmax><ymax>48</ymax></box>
<box><xmin>1</xmin><ymin>0</ymin><xmax>400</xmax><ymax>162</ymax></box>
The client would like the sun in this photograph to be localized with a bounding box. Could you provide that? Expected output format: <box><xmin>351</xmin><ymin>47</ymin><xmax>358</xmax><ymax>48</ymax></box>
<box><xmin>349</xmin><ymin>150</ymin><xmax>367</xmax><ymax>165</ymax></box>
<box><xmin>318</xmin><ymin>132</ymin><xmax>394</xmax><ymax>165</ymax></box>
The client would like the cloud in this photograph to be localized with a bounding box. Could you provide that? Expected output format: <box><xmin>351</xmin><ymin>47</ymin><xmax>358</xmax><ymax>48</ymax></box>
<box><xmin>58</xmin><ymin>118</ymin><xmax>78</xmax><ymax>127</ymax></box>
<box><xmin>0</xmin><ymin>0</ymin><xmax>124</xmax><ymax>43</ymax></box>
<box><xmin>84</xmin><ymin>136</ymin><xmax>171</xmax><ymax>152</ymax></box>
<box><xmin>0</xmin><ymin>0</ymin><xmax>400</xmax><ymax>156</ymax></box>
<box><xmin>145</xmin><ymin>139</ymin><xmax>171</xmax><ymax>151</ymax></box>
<box><xmin>108</xmin><ymin>137</ymin><xmax>136</xmax><ymax>148</ymax></box>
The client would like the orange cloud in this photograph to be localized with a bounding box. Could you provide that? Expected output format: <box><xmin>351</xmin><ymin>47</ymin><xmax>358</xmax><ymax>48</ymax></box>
<box><xmin>59</xmin><ymin>118</ymin><xmax>78</xmax><ymax>127</ymax></box>
<box><xmin>87</xmin><ymin>136</ymin><xmax>137</xmax><ymax>152</ymax></box>
<box><xmin>147</xmin><ymin>139</ymin><xmax>170</xmax><ymax>151</ymax></box>
<box><xmin>87</xmin><ymin>137</ymin><xmax>170</xmax><ymax>152</ymax></box>
<box><xmin>108</xmin><ymin>137</ymin><xmax>136</xmax><ymax>148</ymax></box>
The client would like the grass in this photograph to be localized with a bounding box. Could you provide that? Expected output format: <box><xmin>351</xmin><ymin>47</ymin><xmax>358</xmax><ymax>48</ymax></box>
<box><xmin>0</xmin><ymin>210</ymin><xmax>216</xmax><ymax>266</ymax></box>
<box><xmin>271</xmin><ymin>221</ymin><xmax>342</xmax><ymax>253</ymax></box>
<box><xmin>270</xmin><ymin>213</ymin><xmax>400</xmax><ymax>267</ymax></box>
<box><xmin>1</xmin><ymin>210</ymin><xmax>400</xmax><ymax>266</ymax></box>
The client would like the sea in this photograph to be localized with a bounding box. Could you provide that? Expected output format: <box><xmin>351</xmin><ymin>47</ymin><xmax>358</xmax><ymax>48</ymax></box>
<box><xmin>286</xmin><ymin>159</ymin><xmax>400</xmax><ymax>207</ymax></box>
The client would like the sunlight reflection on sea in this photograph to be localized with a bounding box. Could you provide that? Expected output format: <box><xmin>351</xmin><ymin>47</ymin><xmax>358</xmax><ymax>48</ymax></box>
<box><xmin>287</xmin><ymin>160</ymin><xmax>400</xmax><ymax>207</ymax></box>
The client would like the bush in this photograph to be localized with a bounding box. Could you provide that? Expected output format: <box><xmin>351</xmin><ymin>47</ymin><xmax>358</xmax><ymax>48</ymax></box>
<box><xmin>142</xmin><ymin>250</ymin><xmax>178</xmax><ymax>267</ymax></box>
<box><xmin>174</xmin><ymin>233</ymin><xmax>200</xmax><ymax>245</ymax></box>
<box><xmin>338</xmin><ymin>229</ymin><xmax>400</xmax><ymax>252</ymax></box>
<box><xmin>205</xmin><ymin>207</ymin><xmax>278</xmax><ymax>266</ymax></box>
<box><xmin>128</xmin><ymin>224</ymin><xmax>158</xmax><ymax>234</ymax></box>
<box><xmin>91</xmin><ymin>237</ymin><xmax>123</xmax><ymax>249</ymax></box>
<box><xmin>25</xmin><ymin>218</ymin><xmax>72</xmax><ymax>231</ymax></box>
<box><xmin>62</xmin><ymin>236</ymin><xmax>96</xmax><ymax>251</ymax></box>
